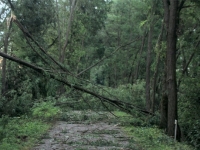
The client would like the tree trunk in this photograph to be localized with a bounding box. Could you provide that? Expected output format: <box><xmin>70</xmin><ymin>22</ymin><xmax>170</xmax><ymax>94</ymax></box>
<box><xmin>146</xmin><ymin>26</ymin><xmax>153</xmax><ymax>111</ymax></box>
<box><xmin>152</xmin><ymin>24</ymin><xmax>164</xmax><ymax>113</ymax></box>
<box><xmin>166</xmin><ymin>0</ymin><xmax>178</xmax><ymax>138</ymax></box>
<box><xmin>1</xmin><ymin>14</ymin><xmax>13</xmax><ymax>95</ymax></box>
<box><xmin>134</xmin><ymin>33</ymin><xmax>146</xmax><ymax>83</ymax></box>
<box><xmin>56</xmin><ymin>0</ymin><xmax>62</xmax><ymax>58</ymax></box>
<box><xmin>160</xmin><ymin>94</ymin><xmax>168</xmax><ymax>129</ymax></box>
<box><xmin>60</xmin><ymin>0</ymin><xmax>77</xmax><ymax>63</ymax></box>
<box><xmin>1</xmin><ymin>32</ymin><xmax>9</xmax><ymax>95</ymax></box>
<box><xmin>58</xmin><ymin>0</ymin><xmax>77</xmax><ymax>95</ymax></box>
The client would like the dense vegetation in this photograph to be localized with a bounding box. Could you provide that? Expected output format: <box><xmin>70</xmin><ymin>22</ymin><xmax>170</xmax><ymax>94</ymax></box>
<box><xmin>0</xmin><ymin>0</ymin><xmax>200</xmax><ymax>149</ymax></box>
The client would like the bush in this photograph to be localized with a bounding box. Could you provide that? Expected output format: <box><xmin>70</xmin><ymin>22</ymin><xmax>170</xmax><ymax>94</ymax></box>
<box><xmin>73</xmin><ymin>80</ymin><xmax>146</xmax><ymax>111</ymax></box>
<box><xmin>32</xmin><ymin>101</ymin><xmax>61</xmax><ymax>120</ymax></box>
<box><xmin>103</xmin><ymin>80</ymin><xmax>146</xmax><ymax>108</ymax></box>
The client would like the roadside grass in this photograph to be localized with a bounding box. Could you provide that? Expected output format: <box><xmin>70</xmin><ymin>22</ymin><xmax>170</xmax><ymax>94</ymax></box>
<box><xmin>0</xmin><ymin>117</ymin><xmax>51</xmax><ymax>150</ymax></box>
<box><xmin>0</xmin><ymin>101</ymin><xmax>60</xmax><ymax>150</ymax></box>
<box><xmin>114</xmin><ymin>111</ymin><xmax>193</xmax><ymax>150</ymax></box>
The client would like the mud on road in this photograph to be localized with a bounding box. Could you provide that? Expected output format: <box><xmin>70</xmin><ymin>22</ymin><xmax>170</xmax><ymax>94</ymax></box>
<box><xmin>33</xmin><ymin>111</ymin><xmax>132</xmax><ymax>150</ymax></box>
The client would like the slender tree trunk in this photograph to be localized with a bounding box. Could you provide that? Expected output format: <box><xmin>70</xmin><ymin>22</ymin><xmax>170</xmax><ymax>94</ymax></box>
<box><xmin>56</xmin><ymin>0</ymin><xmax>62</xmax><ymax>59</ymax></box>
<box><xmin>160</xmin><ymin>0</ymin><xmax>170</xmax><ymax>131</ymax></box>
<box><xmin>1</xmin><ymin>14</ymin><xmax>13</xmax><ymax>95</ymax></box>
<box><xmin>134</xmin><ymin>33</ymin><xmax>146</xmax><ymax>83</ymax></box>
<box><xmin>1</xmin><ymin>33</ymin><xmax>9</xmax><ymax>95</ymax></box>
<box><xmin>128</xmin><ymin>48</ymin><xmax>140</xmax><ymax>83</ymax></box>
<box><xmin>58</xmin><ymin>0</ymin><xmax>77</xmax><ymax>95</ymax></box>
<box><xmin>146</xmin><ymin>26</ymin><xmax>153</xmax><ymax>111</ymax></box>
<box><xmin>152</xmin><ymin>24</ymin><xmax>164</xmax><ymax>113</ymax></box>
<box><xmin>60</xmin><ymin>0</ymin><xmax>77</xmax><ymax>63</ymax></box>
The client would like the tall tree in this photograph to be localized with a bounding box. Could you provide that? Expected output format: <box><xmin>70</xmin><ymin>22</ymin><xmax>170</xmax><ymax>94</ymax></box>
<box><xmin>145</xmin><ymin>2</ymin><xmax>155</xmax><ymax>112</ymax></box>
<box><xmin>163</xmin><ymin>0</ymin><xmax>182</xmax><ymax>139</ymax></box>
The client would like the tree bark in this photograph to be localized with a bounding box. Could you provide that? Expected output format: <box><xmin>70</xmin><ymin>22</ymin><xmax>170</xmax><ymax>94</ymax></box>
<box><xmin>166</xmin><ymin>0</ymin><xmax>178</xmax><ymax>138</ymax></box>
<box><xmin>160</xmin><ymin>94</ymin><xmax>168</xmax><ymax>129</ymax></box>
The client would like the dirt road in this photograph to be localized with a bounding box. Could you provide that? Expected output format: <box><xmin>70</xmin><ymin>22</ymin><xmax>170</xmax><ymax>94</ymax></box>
<box><xmin>33</xmin><ymin>111</ymin><xmax>131</xmax><ymax>150</ymax></box>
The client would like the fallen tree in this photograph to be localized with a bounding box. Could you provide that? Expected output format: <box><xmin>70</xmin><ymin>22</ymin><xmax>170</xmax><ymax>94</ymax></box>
<box><xmin>0</xmin><ymin>51</ymin><xmax>153</xmax><ymax>115</ymax></box>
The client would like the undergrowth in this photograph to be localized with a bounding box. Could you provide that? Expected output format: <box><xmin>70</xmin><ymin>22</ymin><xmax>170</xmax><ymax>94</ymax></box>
<box><xmin>0</xmin><ymin>117</ymin><xmax>50</xmax><ymax>150</ymax></box>
<box><xmin>114</xmin><ymin>111</ymin><xmax>193</xmax><ymax>150</ymax></box>
<box><xmin>0</xmin><ymin>101</ymin><xmax>61</xmax><ymax>150</ymax></box>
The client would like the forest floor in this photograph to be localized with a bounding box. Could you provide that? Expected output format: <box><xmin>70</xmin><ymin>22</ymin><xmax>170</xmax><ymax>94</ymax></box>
<box><xmin>32</xmin><ymin>111</ymin><xmax>132</xmax><ymax>150</ymax></box>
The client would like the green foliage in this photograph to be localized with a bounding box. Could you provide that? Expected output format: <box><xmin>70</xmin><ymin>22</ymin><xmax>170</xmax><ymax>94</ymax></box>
<box><xmin>125</xmin><ymin>126</ymin><xmax>192</xmax><ymax>150</ymax></box>
<box><xmin>0</xmin><ymin>116</ymin><xmax>50</xmax><ymax>150</ymax></box>
<box><xmin>111</xmin><ymin>111</ymin><xmax>144</xmax><ymax>127</ymax></box>
<box><xmin>104</xmin><ymin>80</ymin><xmax>146</xmax><ymax>107</ymax></box>
<box><xmin>112</xmin><ymin>110</ymin><xmax>160</xmax><ymax>127</ymax></box>
<box><xmin>179</xmin><ymin>77</ymin><xmax>200</xmax><ymax>149</ymax></box>
<box><xmin>14</xmin><ymin>0</ymin><xmax>55</xmax><ymax>35</ymax></box>
<box><xmin>114</xmin><ymin>111</ymin><xmax>193</xmax><ymax>150</ymax></box>
<box><xmin>32</xmin><ymin>101</ymin><xmax>61</xmax><ymax>121</ymax></box>
<box><xmin>0</xmin><ymin>59</ymin><xmax>59</xmax><ymax>116</ymax></box>
<box><xmin>0</xmin><ymin>78</ymin><xmax>33</xmax><ymax>116</ymax></box>
<box><xmin>77</xmin><ymin>0</ymin><xmax>111</xmax><ymax>35</ymax></box>
<box><xmin>59</xmin><ymin>80</ymin><xmax>146</xmax><ymax>111</ymax></box>
<box><xmin>90</xmin><ymin>65</ymin><xmax>105</xmax><ymax>85</ymax></box>
<box><xmin>188</xmin><ymin>120</ymin><xmax>200</xmax><ymax>149</ymax></box>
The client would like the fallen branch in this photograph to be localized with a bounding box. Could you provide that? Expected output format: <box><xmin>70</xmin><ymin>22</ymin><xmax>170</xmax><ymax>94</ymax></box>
<box><xmin>12</xmin><ymin>19</ymin><xmax>71</xmax><ymax>74</ymax></box>
<box><xmin>0</xmin><ymin>51</ymin><xmax>153</xmax><ymax>115</ymax></box>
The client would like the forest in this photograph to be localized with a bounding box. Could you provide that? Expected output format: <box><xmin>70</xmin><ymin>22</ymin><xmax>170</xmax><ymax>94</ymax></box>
<box><xmin>0</xmin><ymin>0</ymin><xmax>200</xmax><ymax>149</ymax></box>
